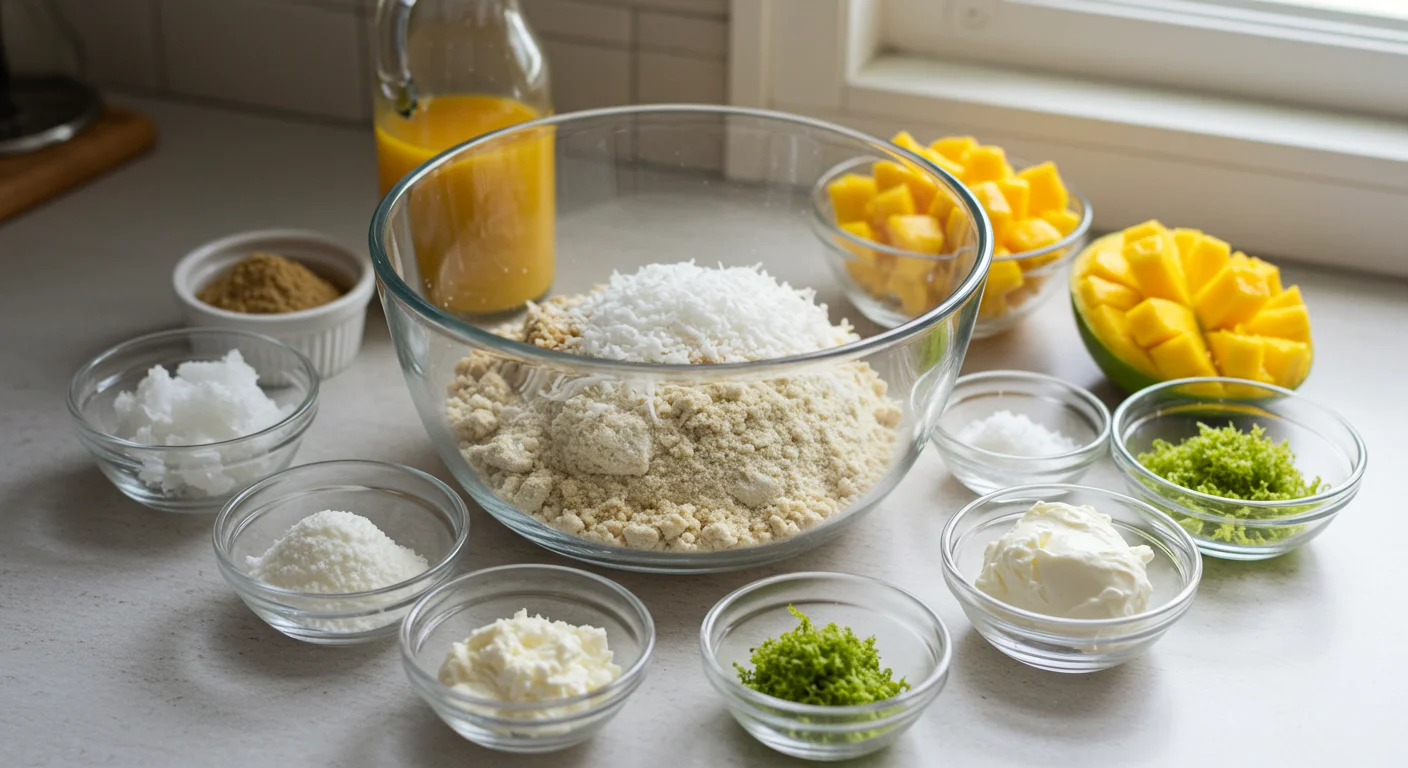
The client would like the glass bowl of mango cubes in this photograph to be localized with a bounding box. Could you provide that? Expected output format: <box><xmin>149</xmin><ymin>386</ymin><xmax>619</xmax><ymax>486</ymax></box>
<box><xmin>814</xmin><ymin>132</ymin><xmax>1091</xmax><ymax>338</ymax></box>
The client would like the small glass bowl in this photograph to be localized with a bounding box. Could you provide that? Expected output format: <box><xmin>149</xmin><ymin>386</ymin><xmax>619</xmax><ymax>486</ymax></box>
<box><xmin>1111</xmin><ymin>377</ymin><xmax>1367</xmax><ymax>561</ymax></box>
<box><xmin>401</xmin><ymin>565</ymin><xmax>655</xmax><ymax>753</ymax></box>
<box><xmin>700</xmin><ymin>572</ymin><xmax>951</xmax><ymax>762</ymax></box>
<box><xmin>814</xmin><ymin>156</ymin><xmax>1091</xmax><ymax>338</ymax></box>
<box><xmin>67</xmin><ymin>328</ymin><xmax>320</xmax><ymax>513</ymax></box>
<box><xmin>932</xmin><ymin>370</ymin><xmax>1110</xmax><ymax>495</ymax></box>
<box><xmin>941</xmin><ymin>484</ymin><xmax>1202</xmax><ymax>673</ymax></box>
<box><xmin>213</xmin><ymin>460</ymin><xmax>470</xmax><ymax>644</ymax></box>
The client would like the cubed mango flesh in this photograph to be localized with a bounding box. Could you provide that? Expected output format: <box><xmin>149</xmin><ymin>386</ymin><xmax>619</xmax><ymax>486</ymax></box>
<box><xmin>1173</xmin><ymin>228</ymin><xmax>1203</xmax><ymax>263</ymax></box>
<box><xmin>969</xmin><ymin>181</ymin><xmax>1013</xmax><ymax>243</ymax></box>
<box><xmin>919</xmin><ymin>148</ymin><xmax>964</xmax><ymax>179</ymax></box>
<box><xmin>1148</xmin><ymin>332</ymin><xmax>1217</xmax><ymax>380</ymax></box>
<box><xmin>1041</xmin><ymin>209</ymin><xmax>1082</xmax><ymax>236</ymax></box>
<box><xmin>1078</xmin><ymin>275</ymin><xmax>1143</xmax><ymax>312</ymax></box>
<box><xmin>826</xmin><ymin>174</ymin><xmax>876</xmax><ymax>224</ymax></box>
<box><xmin>927</xmin><ymin>192</ymin><xmax>956</xmax><ymax>225</ymax></box>
<box><xmin>1193</xmin><ymin>264</ymin><xmax>1270</xmax><ymax>330</ymax></box>
<box><xmin>1016</xmin><ymin>162</ymin><xmax>1068</xmax><ymax>216</ymax></box>
<box><xmin>1260</xmin><ymin>336</ymin><xmax>1312</xmax><ymax>388</ymax></box>
<box><xmin>1086</xmin><ymin>304</ymin><xmax>1158</xmax><ymax>376</ymax></box>
<box><xmin>1240</xmin><ymin>305</ymin><xmax>1311</xmax><ymax>343</ymax></box>
<box><xmin>1083</xmin><ymin>247</ymin><xmax>1140</xmax><ymax>290</ymax></box>
<box><xmin>888</xmin><ymin>215</ymin><xmax>944</xmax><ymax>254</ymax></box>
<box><xmin>986</xmin><ymin>259</ymin><xmax>1025</xmax><ymax>297</ymax></box>
<box><xmin>1005</xmin><ymin>218</ymin><xmax>1064</xmax><ymax>255</ymax></box>
<box><xmin>1125</xmin><ymin>234</ymin><xmax>1192</xmax><ymax>305</ymax></box>
<box><xmin>1127</xmin><ymin>298</ymin><xmax>1199</xmax><ymax>348</ymax></box>
<box><xmin>873</xmin><ymin>161</ymin><xmax>910</xmax><ymax>191</ymax></box>
<box><xmin>1180</xmin><ymin>234</ymin><xmax>1231</xmax><ymax>296</ymax></box>
<box><xmin>868</xmin><ymin>184</ymin><xmax>915</xmax><ymax>232</ymax></box>
<box><xmin>930</xmin><ymin>136</ymin><xmax>978</xmax><ymax>164</ymax></box>
<box><xmin>836</xmin><ymin>221</ymin><xmax>878</xmax><ymax>264</ymax></box>
<box><xmin>996</xmin><ymin>176</ymin><xmax>1031</xmax><ymax>221</ymax></box>
<box><xmin>891</xmin><ymin>131</ymin><xmax>925</xmax><ymax>153</ymax></box>
<box><xmin>1207</xmin><ymin>331</ymin><xmax>1273</xmax><ymax>384</ymax></box>
<box><xmin>962</xmin><ymin>146</ymin><xmax>1010</xmax><ymax>185</ymax></box>
<box><xmin>1265</xmin><ymin>284</ymin><xmax>1304</xmax><ymax>311</ymax></box>
<box><xmin>1123</xmin><ymin>220</ymin><xmax>1171</xmax><ymax>245</ymax></box>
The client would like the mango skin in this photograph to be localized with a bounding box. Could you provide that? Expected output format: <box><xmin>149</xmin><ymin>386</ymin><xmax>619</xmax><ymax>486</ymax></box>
<box><xmin>1069</xmin><ymin>233</ymin><xmax>1310</xmax><ymax>394</ymax></box>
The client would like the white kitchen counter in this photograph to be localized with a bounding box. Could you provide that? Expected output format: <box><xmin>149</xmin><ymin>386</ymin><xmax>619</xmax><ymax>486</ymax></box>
<box><xmin>1</xmin><ymin>96</ymin><xmax>1402</xmax><ymax>767</ymax></box>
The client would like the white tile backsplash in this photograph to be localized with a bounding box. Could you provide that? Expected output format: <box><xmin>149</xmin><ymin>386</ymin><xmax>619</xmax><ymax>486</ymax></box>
<box><xmin>523</xmin><ymin>0</ymin><xmax>633</xmax><ymax>45</ymax></box>
<box><xmin>635</xmin><ymin>51</ymin><xmax>726</xmax><ymax>169</ymax></box>
<box><xmin>51</xmin><ymin>0</ymin><xmax>728</xmax><ymax>123</ymax></box>
<box><xmin>159</xmin><ymin>0</ymin><xmax>364</xmax><ymax>120</ymax></box>
<box><xmin>638</xmin><ymin>10</ymin><xmax>728</xmax><ymax>58</ymax></box>
<box><xmin>542</xmin><ymin>37</ymin><xmax>634</xmax><ymax>112</ymax></box>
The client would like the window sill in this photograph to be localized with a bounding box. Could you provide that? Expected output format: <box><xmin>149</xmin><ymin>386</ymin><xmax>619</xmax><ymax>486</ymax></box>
<box><xmin>739</xmin><ymin>41</ymin><xmax>1408</xmax><ymax>276</ymax></box>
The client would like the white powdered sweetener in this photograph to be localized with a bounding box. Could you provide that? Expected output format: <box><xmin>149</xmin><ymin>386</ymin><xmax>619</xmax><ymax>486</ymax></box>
<box><xmin>957</xmin><ymin>409</ymin><xmax>1079</xmax><ymax>457</ymax></box>
<box><xmin>112</xmin><ymin>349</ymin><xmax>293</xmax><ymax>496</ymax></box>
<box><xmin>439</xmin><ymin>609</ymin><xmax>622</xmax><ymax>719</ymax></box>
<box><xmin>565</xmin><ymin>262</ymin><xmax>856</xmax><ymax>363</ymax></box>
<box><xmin>246</xmin><ymin>510</ymin><xmax>429</xmax><ymax>594</ymax></box>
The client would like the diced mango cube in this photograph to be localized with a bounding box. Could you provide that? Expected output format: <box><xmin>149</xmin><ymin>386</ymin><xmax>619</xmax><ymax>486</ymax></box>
<box><xmin>873</xmin><ymin>161</ymin><xmax>909</xmax><ymax>191</ymax></box>
<box><xmin>868</xmin><ymin>184</ymin><xmax>915</xmax><ymax>232</ymax></box>
<box><xmin>888</xmin><ymin>215</ymin><xmax>945</xmax><ymax>254</ymax></box>
<box><xmin>1180</xmin><ymin>234</ymin><xmax>1230</xmax><ymax>296</ymax></box>
<box><xmin>894</xmin><ymin>279</ymin><xmax>933</xmax><ymax>316</ymax></box>
<box><xmin>1084</xmin><ymin>247</ymin><xmax>1139</xmax><ymax>290</ymax></box>
<box><xmin>1207</xmin><ymin>331</ymin><xmax>1273</xmax><ymax>383</ymax></box>
<box><xmin>1194</xmin><ymin>264</ymin><xmax>1270</xmax><ymax>330</ymax></box>
<box><xmin>1078</xmin><ymin>275</ymin><xmax>1143</xmax><ymax>312</ymax></box>
<box><xmin>931</xmin><ymin>136</ymin><xmax>978</xmax><ymax>164</ymax></box>
<box><xmin>944</xmin><ymin>207</ymin><xmax>971</xmax><ymax>253</ymax></box>
<box><xmin>836</xmin><ymin>220</ymin><xmax>878</xmax><ymax>264</ymax></box>
<box><xmin>1265</xmin><ymin>284</ymin><xmax>1304</xmax><ymax>311</ymax></box>
<box><xmin>962</xmin><ymin>146</ymin><xmax>1011</xmax><ymax>185</ymax></box>
<box><xmin>1234</xmin><ymin>253</ymin><xmax>1284</xmax><ymax>295</ymax></box>
<box><xmin>1240</xmin><ymin>305</ymin><xmax>1311</xmax><ymax>343</ymax></box>
<box><xmin>1124</xmin><ymin>234</ymin><xmax>1192</xmax><ymax>305</ymax></box>
<box><xmin>891</xmin><ymin>131</ymin><xmax>925</xmax><ymax>153</ymax></box>
<box><xmin>826</xmin><ymin>173</ymin><xmax>876</xmax><ymax>224</ymax></box>
<box><xmin>1086</xmin><ymin>304</ymin><xmax>1158</xmax><ymax>376</ymax></box>
<box><xmin>1041</xmin><ymin>209</ymin><xmax>1082</xmax><ymax>236</ymax></box>
<box><xmin>1173</xmin><ymin>228</ymin><xmax>1203</xmax><ymax>262</ymax></box>
<box><xmin>1124</xmin><ymin>219</ymin><xmax>1171</xmax><ymax>245</ymax></box>
<box><xmin>1127</xmin><ymin>298</ymin><xmax>1199</xmax><ymax>348</ymax></box>
<box><xmin>994</xmin><ymin>246</ymin><xmax>1011</xmax><ymax>257</ymax></box>
<box><xmin>1005</xmin><ymin>218</ymin><xmax>1063</xmax><ymax>255</ymax></box>
<box><xmin>919</xmin><ymin>148</ymin><xmax>964</xmax><ymax>179</ymax></box>
<box><xmin>846</xmin><ymin>261</ymin><xmax>887</xmax><ymax>294</ymax></box>
<box><xmin>1260</xmin><ymin>336</ymin><xmax>1312</xmax><ymax>388</ymax></box>
<box><xmin>996</xmin><ymin>177</ymin><xmax>1031</xmax><ymax>221</ymax></box>
<box><xmin>969</xmin><ymin>181</ymin><xmax>1013</xmax><ymax>244</ymax></box>
<box><xmin>1149</xmin><ymin>332</ymin><xmax>1217</xmax><ymax>380</ymax></box>
<box><xmin>986</xmin><ymin>259</ymin><xmax>1025</xmax><ymax>297</ymax></box>
<box><xmin>978</xmin><ymin>290</ymin><xmax>1007</xmax><ymax>319</ymax></box>
<box><xmin>1017</xmin><ymin>162</ymin><xmax>1068</xmax><ymax>216</ymax></box>
<box><xmin>927</xmin><ymin>192</ymin><xmax>955</xmax><ymax>225</ymax></box>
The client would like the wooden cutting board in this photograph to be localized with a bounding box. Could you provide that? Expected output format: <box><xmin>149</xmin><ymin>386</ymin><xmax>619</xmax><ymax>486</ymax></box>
<box><xmin>0</xmin><ymin>107</ymin><xmax>157</xmax><ymax>222</ymax></box>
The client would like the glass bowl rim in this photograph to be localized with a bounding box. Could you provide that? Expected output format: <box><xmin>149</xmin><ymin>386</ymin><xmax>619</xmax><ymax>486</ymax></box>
<box><xmin>811</xmin><ymin>154</ymin><xmax>1092</xmax><ymax>265</ymax></box>
<box><xmin>699</xmin><ymin>570</ymin><xmax>952</xmax><ymax>718</ymax></box>
<box><xmin>368</xmin><ymin>103</ymin><xmax>993</xmax><ymax>374</ymax></box>
<box><xmin>212</xmin><ymin>459</ymin><xmax>471</xmax><ymax>603</ymax></box>
<box><xmin>1110</xmin><ymin>376</ymin><xmax>1367</xmax><ymax>520</ymax></box>
<box><xmin>399</xmin><ymin>563</ymin><xmax>657</xmax><ymax>714</ymax></box>
<box><xmin>939</xmin><ymin>483</ymin><xmax>1203</xmax><ymax>631</ymax></box>
<box><xmin>932</xmin><ymin>369</ymin><xmax>1112</xmax><ymax>461</ymax></box>
<box><xmin>66</xmin><ymin>327</ymin><xmax>321</xmax><ymax>452</ymax></box>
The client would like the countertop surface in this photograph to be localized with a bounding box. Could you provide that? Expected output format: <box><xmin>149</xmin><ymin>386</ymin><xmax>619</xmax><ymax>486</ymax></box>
<box><xmin>2</xmin><ymin>97</ymin><xmax>1403</xmax><ymax>768</ymax></box>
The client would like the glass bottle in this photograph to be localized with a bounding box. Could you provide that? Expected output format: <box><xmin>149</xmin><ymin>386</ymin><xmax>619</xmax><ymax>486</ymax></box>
<box><xmin>373</xmin><ymin>0</ymin><xmax>554</xmax><ymax>315</ymax></box>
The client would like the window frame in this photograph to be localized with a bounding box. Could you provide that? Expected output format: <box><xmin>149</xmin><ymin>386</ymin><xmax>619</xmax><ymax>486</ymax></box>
<box><xmin>728</xmin><ymin>0</ymin><xmax>1408</xmax><ymax>276</ymax></box>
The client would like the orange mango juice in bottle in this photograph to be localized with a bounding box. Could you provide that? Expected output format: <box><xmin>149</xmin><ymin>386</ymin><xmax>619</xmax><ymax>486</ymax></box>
<box><xmin>375</xmin><ymin>94</ymin><xmax>554</xmax><ymax>315</ymax></box>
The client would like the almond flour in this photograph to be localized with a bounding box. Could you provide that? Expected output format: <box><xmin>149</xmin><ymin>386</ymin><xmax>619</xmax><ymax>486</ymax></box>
<box><xmin>444</xmin><ymin>265</ymin><xmax>902</xmax><ymax>553</ymax></box>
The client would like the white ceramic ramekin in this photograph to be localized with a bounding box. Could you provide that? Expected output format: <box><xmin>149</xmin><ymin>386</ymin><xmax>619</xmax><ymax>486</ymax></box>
<box><xmin>173</xmin><ymin>229</ymin><xmax>375</xmax><ymax>378</ymax></box>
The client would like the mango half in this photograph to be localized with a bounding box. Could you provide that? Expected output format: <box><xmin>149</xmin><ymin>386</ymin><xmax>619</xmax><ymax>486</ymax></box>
<box><xmin>1070</xmin><ymin>222</ymin><xmax>1312</xmax><ymax>394</ymax></box>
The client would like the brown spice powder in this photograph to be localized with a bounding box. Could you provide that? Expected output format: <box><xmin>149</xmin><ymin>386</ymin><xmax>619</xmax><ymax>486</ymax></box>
<box><xmin>198</xmin><ymin>252</ymin><xmax>344</xmax><ymax>314</ymax></box>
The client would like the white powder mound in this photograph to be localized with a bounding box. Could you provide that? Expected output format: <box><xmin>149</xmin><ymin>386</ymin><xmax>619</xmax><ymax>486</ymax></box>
<box><xmin>564</xmin><ymin>262</ymin><xmax>857</xmax><ymax>363</ymax></box>
<box><xmin>246</xmin><ymin>510</ymin><xmax>430</xmax><ymax>594</ymax></box>
<box><xmin>957</xmin><ymin>409</ymin><xmax>1080</xmax><ymax>457</ymax></box>
<box><xmin>113</xmin><ymin>349</ymin><xmax>289</xmax><ymax>446</ymax></box>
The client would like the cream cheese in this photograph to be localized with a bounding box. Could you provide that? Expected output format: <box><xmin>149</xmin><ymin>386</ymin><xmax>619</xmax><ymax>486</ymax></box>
<box><xmin>975</xmin><ymin>501</ymin><xmax>1155</xmax><ymax>619</ymax></box>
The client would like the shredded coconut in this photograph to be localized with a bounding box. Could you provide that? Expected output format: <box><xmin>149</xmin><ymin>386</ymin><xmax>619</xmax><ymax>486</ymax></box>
<box><xmin>562</xmin><ymin>262</ymin><xmax>857</xmax><ymax>363</ymax></box>
<box><xmin>246</xmin><ymin>510</ymin><xmax>429</xmax><ymax>593</ymax></box>
<box><xmin>956</xmin><ymin>409</ymin><xmax>1080</xmax><ymax>457</ymax></box>
<box><xmin>111</xmin><ymin>349</ymin><xmax>293</xmax><ymax>496</ymax></box>
<box><xmin>444</xmin><ymin>262</ymin><xmax>901</xmax><ymax>552</ymax></box>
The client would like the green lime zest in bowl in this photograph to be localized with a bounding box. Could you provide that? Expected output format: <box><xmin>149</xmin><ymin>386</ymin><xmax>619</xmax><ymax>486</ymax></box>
<box><xmin>734</xmin><ymin>605</ymin><xmax>909</xmax><ymax>707</ymax></box>
<box><xmin>1137</xmin><ymin>422</ymin><xmax>1323</xmax><ymax>545</ymax></box>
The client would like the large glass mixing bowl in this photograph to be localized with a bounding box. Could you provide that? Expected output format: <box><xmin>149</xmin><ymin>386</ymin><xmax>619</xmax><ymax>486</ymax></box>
<box><xmin>370</xmin><ymin>105</ymin><xmax>992</xmax><ymax>573</ymax></box>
